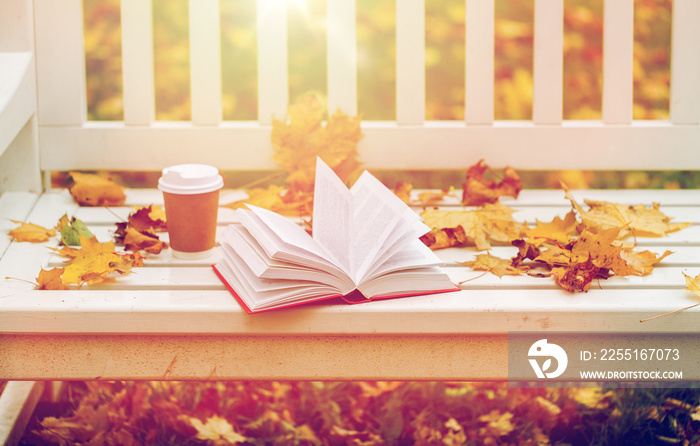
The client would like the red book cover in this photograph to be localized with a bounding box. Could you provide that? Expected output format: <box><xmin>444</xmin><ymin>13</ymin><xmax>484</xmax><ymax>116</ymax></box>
<box><xmin>213</xmin><ymin>264</ymin><xmax>460</xmax><ymax>314</ymax></box>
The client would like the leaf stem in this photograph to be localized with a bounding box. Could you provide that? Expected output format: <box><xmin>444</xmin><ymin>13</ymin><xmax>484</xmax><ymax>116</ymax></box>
<box><xmin>640</xmin><ymin>302</ymin><xmax>700</xmax><ymax>322</ymax></box>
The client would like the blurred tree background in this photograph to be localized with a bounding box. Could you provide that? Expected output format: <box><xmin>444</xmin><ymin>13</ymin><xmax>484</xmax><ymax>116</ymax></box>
<box><xmin>81</xmin><ymin>0</ymin><xmax>696</xmax><ymax>189</ymax></box>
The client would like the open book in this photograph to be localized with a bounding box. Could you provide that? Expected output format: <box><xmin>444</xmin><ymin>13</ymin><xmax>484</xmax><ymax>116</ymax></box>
<box><xmin>213</xmin><ymin>158</ymin><xmax>459</xmax><ymax>313</ymax></box>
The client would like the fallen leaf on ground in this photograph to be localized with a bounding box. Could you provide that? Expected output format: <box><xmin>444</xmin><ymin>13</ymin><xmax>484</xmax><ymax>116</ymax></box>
<box><xmin>571</xmin><ymin>388</ymin><xmax>612</xmax><ymax>409</ymax></box>
<box><xmin>462</xmin><ymin>159</ymin><xmax>522</xmax><ymax>206</ymax></box>
<box><xmin>477</xmin><ymin>410</ymin><xmax>515</xmax><ymax>437</ymax></box>
<box><xmin>7</xmin><ymin>220</ymin><xmax>56</xmax><ymax>243</ymax></box>
<box><xmin>188</xmin><ymin>416</ymin><xmax>246</xmax><ymax>444</ymax></box>
<box><xmin>68</xmin><ymin>172</ymin><xmax>126</xmax><ymax>206</ymax></box>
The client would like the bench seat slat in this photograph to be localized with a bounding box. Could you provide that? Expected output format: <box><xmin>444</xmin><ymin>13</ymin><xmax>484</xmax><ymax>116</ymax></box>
<box><xmin>2</xmin><ymin>189</ymin><xmax>699</xmax><ymax>381</ymax></box>
<box><xmin>1</xmin><ymin>287</ymin><xmax>697</xmax><ymax>335</ymax></box>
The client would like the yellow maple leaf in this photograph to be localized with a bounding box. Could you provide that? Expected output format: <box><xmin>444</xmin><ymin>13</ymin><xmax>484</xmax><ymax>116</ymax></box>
<box><xmin>271</xmin><ymin>94</ymin><xmax>363</xmax><ymax>194</ymax></box>
<box><xmin>60</xmin><ymin>235</ymin><xmax>138</xmax><ymax>285</ymax></box>
<box><xmin>188</xmin><ymin>416</ymin><xmax>246</xmax><ymax>445</ymax></box>
<box><xmin>524</xmin><ymin>210</ymin><xmax>578</xmax><ymax>244</ymax></box>
<box><xmin>461</xmin><ymin>253</ymin><xmax>523</xmax><ymax>278</ymax></box>
<box><xmin>68</xmin><ymin>172</ymin><xmax>126</xmax><ymax>207</ymax></box>
<box><xmin>420</xmin><ymin>202</ymin><xmax>523</xmax><ymax>251</ymax></box>
<box><xmin>563</xmin><ymin>184</ymin><xmax>690</xmax><ymax>238</ymax></box>
<box><xmin>8</xmin><ymin>220</ymin><xmax>56</xmax><ymax>243</ymax></box>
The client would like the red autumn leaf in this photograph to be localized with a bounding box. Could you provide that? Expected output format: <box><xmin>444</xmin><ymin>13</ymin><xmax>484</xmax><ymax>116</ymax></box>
<box><xmin>462</xmin><ymin>160</ymin><xmax>522</xmax><ymax>206</ymax></box>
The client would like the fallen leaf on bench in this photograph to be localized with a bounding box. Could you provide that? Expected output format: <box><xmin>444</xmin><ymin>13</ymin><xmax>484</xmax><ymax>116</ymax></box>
<box><xmin>551</xmin><ymin>260</ymin><xmax>608</xmax><ymax>292</ymax></box>
<box><xmin>51</xmin><ymin>235</ymin><xmax>142</xmax><ymax>285</ymax></box>
<box><xmin>67</xmin><ymin>172</ymin><xmax>126</xmax><ymax>207</ymax></box>
<box><xmin>462</xmin><ymin>160</ymin><xmax>522</xmax><ymax>206</ymax></box>
<box><xmin>7</xmin><ymin>220</ymin><xmax>56</xmax><ymax>243</ymax></box>
<box><xmin>420</xmin><ymin>203</ymin><xmax>523</xmax><ymax>251</ymax></box>
<box><xmin>129</xmin><ymin>205</ymin><xmax>167</xmax><ymax>232</ymax></box>
<box><xmin>58</xmin><ymin>215</ymin><xmax>94</xmax><ymax>246</ymax></box>
<box><xmin>114</xmin><ymin>205</ymin><xmax>169</xmax><ymax>254</ymax></box>
<box><xmin>641</xmin><ymin>272</ymin><xmax>700</xmax><ymax>322</ymax></box>
<box><xmin>461</xmin><ymin>254</ymin><xmax>524</xmax><ymax>278</ymax></box>
<box><xmin>118</xmin><ymin>226</ymin><xmax>168</xmax><ymax>254</ymax></box>
<box><xmin>563</xmin><ymin>184</ymin><xmax>691</xmax><ymax>238</ymax></box>
<box><xmin>524</xmin><ymin>211</ymin><xmax>578</xmax><ymax>244</ymax></box>
<box><xmin>224</xmin><ymin>184</ymin><xmax>313</xmax><ymax>217</ymax></box>
<box><xmin>36</xmin><ymin>267</ymin><xmax>69</xmax><ymax>290</ymax></box>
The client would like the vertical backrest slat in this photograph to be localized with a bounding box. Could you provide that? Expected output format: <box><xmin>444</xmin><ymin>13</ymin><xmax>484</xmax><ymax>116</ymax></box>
<box><xmin>465</xmin><ymin>0</ymin><xmax>494</xmax><ymax>125</ymax></box>
<box><xmin>189</xmin><ymin>0</ymin><xmax>222</xmax><ymax>125</ymax></box>
<box><xmin>396</xmin><ymin>0</ymin><xmax>425</xmax><ymax>124</ymax></box>
<box><xmin>121</xmin><ymin>0</ymin><xmax>155</xmax><ymax>125</ymax></box>
<box><xmin>602</xmin><ymin>0</ymin><xmax>633</xmax><ymax>124</ymax></box>
<box><xmin>670</xmin><ymin>0</ymin><xmax>700</xmax><ymax>125</ymax></box>
<box><xmin>533</xmin><ymin>0</ymin><xmax>563</xmax><ymax>125</ymax></box>
<box><xmin>257</xmin><ymin>0</ymin><xmax>288</xmax><ymax>125</ymax></box>
<box><xmin>327</xmin><ymin>0</ymin><xmax>357</xmax><ymax>117</ymax></box>
<box><xmin>34</xmin><ymin>0</ymin><xmax>86</xmax><ymax>126</ymax></box>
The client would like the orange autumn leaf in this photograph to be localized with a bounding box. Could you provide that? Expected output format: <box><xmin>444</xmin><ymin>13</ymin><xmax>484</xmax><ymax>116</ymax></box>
<box><xmin>393</xmin><ymin>181</ymin><xmax>413</xmax><ymax>205</ymax></box>
<box><xmin>68</xmin><ymin>172</ymin><xmax>126</xmax><ymax>207</ymax></box>
<box><xmin>8</xmin><ymin>220</ymin><xmax>56</xmax><ymax>243</ymax></box>
<box><xmin>36</xmin><ymin>267</ymin><xmax>69</xmax><ymax>290</ymax></box>
<box><xmin>462</xmin><ymin>160</ymin><xmax>522</xmax><ymax>206</ymax></box>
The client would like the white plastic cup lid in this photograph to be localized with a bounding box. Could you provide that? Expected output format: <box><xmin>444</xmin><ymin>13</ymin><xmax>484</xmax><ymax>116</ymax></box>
<box><xmin>158</xmin><ymin>164</ymin><xmax>224</xmax><ymax>195</ymax></box>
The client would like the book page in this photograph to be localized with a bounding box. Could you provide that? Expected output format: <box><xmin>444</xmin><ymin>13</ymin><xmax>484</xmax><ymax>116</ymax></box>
<box><xmin>349</xmin><ymin>170</ymin><xmax>422</xmax><ymax>282</ymax></box>
<box><xmin>362</xmin><ymin>238</ymin><xmax>443</xmax><ymax>281</ymax></box>
<box><xmin>312</xmin><ymin>157</ymin><xmax>353</xmax><ymax>272</ymax></box>
<box><xmin>220</xmin><ymin>226</ymin><xmax>355</xmax><ymax>293</ymax></box>
<box><xmin>242</xmin><ymin>206</ymin><xmax>346</xmax><ymax>276</ymax></box>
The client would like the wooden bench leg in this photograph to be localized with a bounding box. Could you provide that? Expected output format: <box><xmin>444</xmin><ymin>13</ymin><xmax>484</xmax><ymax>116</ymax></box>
<box><xmin>0</xmin><ymin>381</ymin><xmax>45</xmax><ymax>446</ymax></box>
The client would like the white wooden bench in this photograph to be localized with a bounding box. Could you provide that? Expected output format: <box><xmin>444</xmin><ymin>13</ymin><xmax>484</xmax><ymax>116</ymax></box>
<box><xmin>1</xmin><ymin>0</ymin><xmax>700</xmax><ymax>392</ymax></box>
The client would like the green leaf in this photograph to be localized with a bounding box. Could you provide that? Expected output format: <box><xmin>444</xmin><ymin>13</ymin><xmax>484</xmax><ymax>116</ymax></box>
<box><xmin>60</xmin><ymin>218</ymin><xmax>94</xmax><ymax>246</ymax></box>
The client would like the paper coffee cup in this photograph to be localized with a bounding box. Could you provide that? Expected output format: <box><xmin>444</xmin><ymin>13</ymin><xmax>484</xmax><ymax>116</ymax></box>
<box><xmin>158</xmin><ymin>164</ymin><xmax>224</xmax><ymax>259</ymax></box>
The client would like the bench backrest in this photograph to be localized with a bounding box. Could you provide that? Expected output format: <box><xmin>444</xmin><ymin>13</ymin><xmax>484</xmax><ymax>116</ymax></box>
<box><xmin>2</xmin><ymin>0</ymin><xmax>700</xmax><ymax>193</ymax></box>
